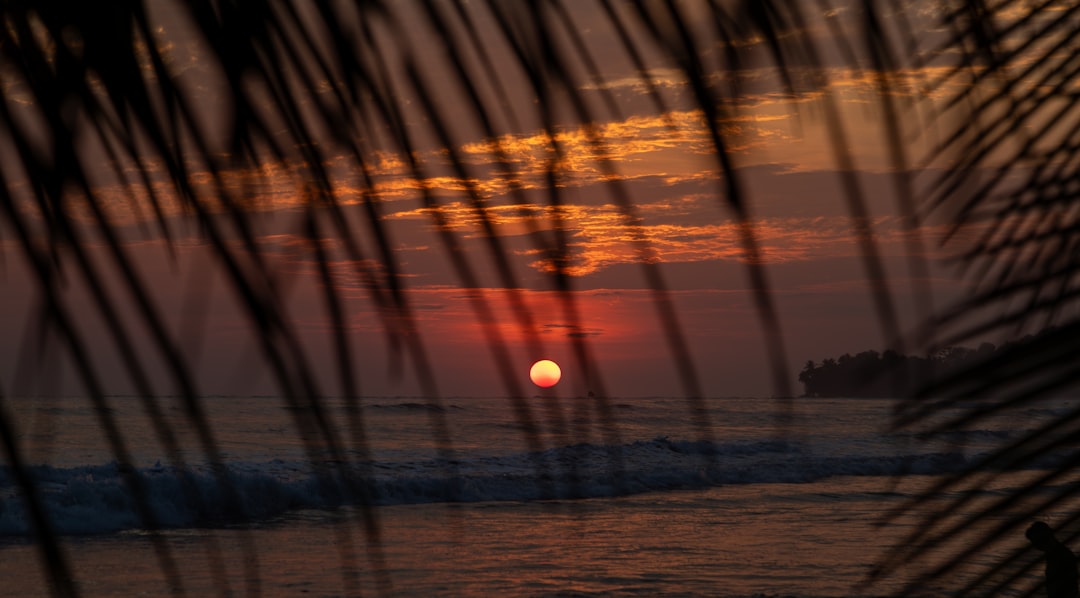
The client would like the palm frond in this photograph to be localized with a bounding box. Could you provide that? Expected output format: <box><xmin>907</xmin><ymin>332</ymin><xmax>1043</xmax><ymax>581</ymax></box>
<box><xmin>5</xmin><ymin>1</ymin><xmax>1079</xmax><ymax>596</ymax></box>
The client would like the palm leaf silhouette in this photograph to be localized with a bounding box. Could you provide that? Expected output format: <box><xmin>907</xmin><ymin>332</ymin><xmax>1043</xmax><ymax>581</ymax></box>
<box><xmin>0</xmin><ymin>1</ymin><xmax>1073</xmax><ymax>596</ymax></box>
<box><xmin>872</xmin><ymin>1</ymin><xmax>1080</xmax><ymax>595</ymax></box>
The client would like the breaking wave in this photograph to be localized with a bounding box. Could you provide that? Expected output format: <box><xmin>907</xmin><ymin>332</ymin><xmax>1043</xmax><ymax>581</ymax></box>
<box><xmin>0</xmin><ymin>435</ymin><xmax>1050</xmax><ymax>536</ymax></box>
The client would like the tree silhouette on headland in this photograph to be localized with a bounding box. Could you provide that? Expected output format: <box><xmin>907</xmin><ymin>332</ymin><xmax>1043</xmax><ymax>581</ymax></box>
<box><xmin>799</xmin><ymin>343</ymin><xmax>1000</xmax><ymax>398</ymax></box>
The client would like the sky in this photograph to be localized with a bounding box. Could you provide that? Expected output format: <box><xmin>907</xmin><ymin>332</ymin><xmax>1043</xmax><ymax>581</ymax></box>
<box><xmin>0</xmin><ymin>1</ymin><xmax>1039</xmax><ymax>399</ymax></box>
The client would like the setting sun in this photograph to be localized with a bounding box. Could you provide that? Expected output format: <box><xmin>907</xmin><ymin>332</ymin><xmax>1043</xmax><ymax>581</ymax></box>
<box><xmin>529</xmin><ymin>359</ymin><xmax>561</xmax><ymax>388</ymax></box>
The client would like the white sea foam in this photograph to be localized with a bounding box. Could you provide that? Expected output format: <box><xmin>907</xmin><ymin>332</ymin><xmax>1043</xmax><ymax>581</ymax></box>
<box><xmin>0</xmin><ymin>435</ymin><xmax>1015</xmax><ymax>536</ymax></box>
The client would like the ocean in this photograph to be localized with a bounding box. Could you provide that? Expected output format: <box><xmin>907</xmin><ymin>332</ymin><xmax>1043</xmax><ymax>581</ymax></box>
<box><xmin>0</xmin><ymin>394</ymin><xmax>1071</xmax><ymax>596</ymax></box>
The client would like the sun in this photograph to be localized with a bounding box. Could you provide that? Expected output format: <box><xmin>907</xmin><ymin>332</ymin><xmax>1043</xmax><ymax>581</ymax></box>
<box><xmin>529</xmin><ymin>359</ymin><xmax>561</xmax><ymax>388</ymax></box>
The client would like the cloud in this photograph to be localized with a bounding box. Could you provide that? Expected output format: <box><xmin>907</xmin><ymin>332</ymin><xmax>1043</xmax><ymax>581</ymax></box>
<box><xmin>384</xmin><ymin>185</ymin><xmax>945</xmax><ymax>279</ymax></box>
<box><xmin>542</xmin><ymin>323</ymin><xmax>603</xmax><ymax>338</ymax></box>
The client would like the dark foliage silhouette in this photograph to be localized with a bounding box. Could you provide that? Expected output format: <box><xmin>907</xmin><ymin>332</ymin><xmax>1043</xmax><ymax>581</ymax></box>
<box><xmin>798</xmin><ymin>334</ymin><xmax>1068</xmax><ymax>399</ymax></box>
<box><xmin>0</xmin><ymin>1</ymin><xmax>1075</xmax><ymax>596</ymax></box>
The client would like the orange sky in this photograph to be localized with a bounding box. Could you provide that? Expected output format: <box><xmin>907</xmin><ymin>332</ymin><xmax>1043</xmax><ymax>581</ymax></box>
<box><xmin>0</xmin><ymin>1</ymin><xmax>1034</xmax><ymax>398</ymax></box>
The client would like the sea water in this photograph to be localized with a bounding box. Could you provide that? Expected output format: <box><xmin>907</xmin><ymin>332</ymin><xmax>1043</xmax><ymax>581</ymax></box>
<box><xmin>0</xmin><ymin>394</ymin><xmax>1072</xmax><ymax>596</ymax></box>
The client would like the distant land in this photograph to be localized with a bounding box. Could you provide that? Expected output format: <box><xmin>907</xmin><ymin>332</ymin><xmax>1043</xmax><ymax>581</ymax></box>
<box><xmin>798</xmin><ymin>328</ymin><xmax>1062</xmax><ymax>398</ymax></box>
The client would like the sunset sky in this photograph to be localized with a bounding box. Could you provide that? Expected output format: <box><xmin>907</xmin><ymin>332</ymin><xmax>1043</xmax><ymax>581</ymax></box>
<box><xmin>0</xmin><ymin>2</ymin><xmax>1015</xmax><ymax>399</ymax></box>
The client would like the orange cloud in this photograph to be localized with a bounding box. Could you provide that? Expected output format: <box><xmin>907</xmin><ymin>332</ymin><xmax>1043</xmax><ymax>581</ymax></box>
<box><xmin>387</xmin><ymin>194</ymin><xmax>938</xmax><ymax>277</ymax></box>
